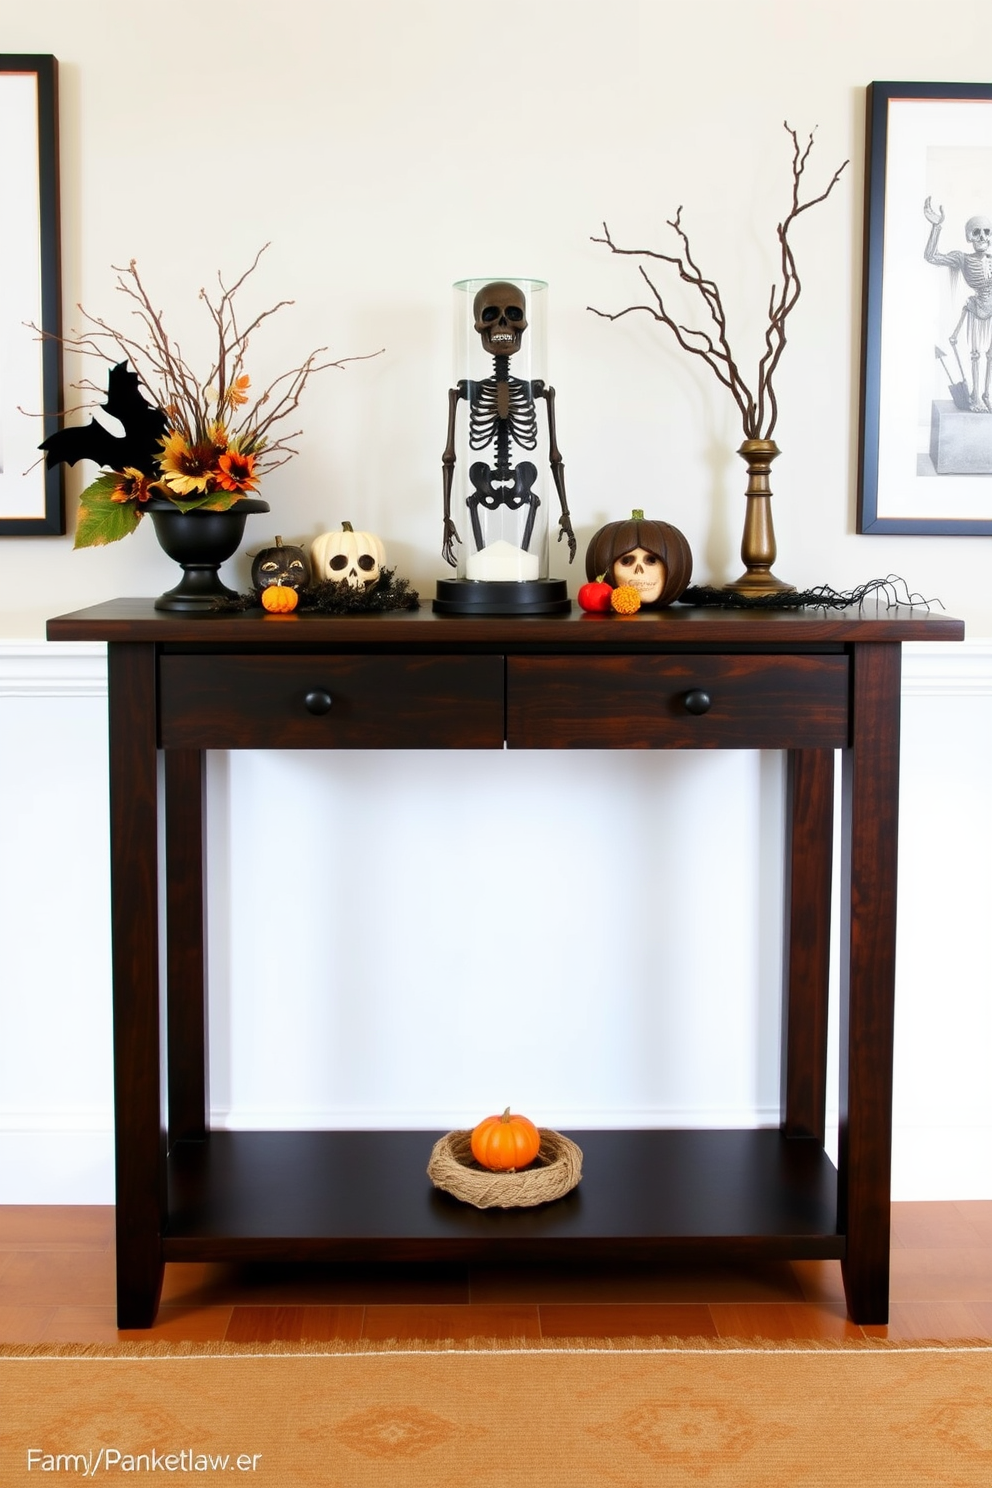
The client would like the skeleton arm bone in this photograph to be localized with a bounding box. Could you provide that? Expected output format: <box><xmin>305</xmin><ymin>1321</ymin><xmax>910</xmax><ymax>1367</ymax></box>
<box><xmin>441</xmin><ymin>383</ymin><xmax>467</xmax><ymax>566</ymax></box>
<box><xmin>533</xmin><ymin>381</ymin><xmax>576</xmax><ymax>561</ymax></box>
<box><xmin>923</xmin><ymin>201</ymin><xmax>965</xmax><ymax>269</ymax></box>
<box><xmin>924</xmin><ymin>235</ymin><xmax>964</xmax><ymax>270</ymax></box>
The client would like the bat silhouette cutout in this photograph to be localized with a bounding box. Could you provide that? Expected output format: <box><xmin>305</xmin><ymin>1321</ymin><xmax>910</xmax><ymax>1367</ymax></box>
<box><xmin>40</xmin><ymin>361</ymin><xmax>169</xmax><ymax>473</ymax></box>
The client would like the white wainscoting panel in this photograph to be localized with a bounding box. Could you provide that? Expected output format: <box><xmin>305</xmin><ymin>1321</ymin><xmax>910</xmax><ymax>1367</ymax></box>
<box><xmin>0</xmin><ymin>638</ymin><xmax>989</xmax><ymax>1202</ymax></box>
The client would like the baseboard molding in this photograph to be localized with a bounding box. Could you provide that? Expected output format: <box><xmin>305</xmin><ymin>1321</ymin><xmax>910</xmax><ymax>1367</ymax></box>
<box><xmin>891</xmin><ymin>1121</ymin><xmax>992</xmax><ymax>1201</ymax></box>
<box><xmin>0</xmin><ymin>1132</ymin><xmax>114</xmax><ymax>1204</ymax></box>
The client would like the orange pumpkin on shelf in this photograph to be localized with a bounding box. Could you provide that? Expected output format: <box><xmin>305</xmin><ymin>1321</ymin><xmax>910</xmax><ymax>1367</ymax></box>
<box><xmin>470</xmin><ymin>1108</ymin><xmax>542</xmax><ymax>1171</ymax></box>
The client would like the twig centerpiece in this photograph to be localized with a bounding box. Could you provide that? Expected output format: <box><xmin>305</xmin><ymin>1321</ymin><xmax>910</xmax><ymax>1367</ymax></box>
<box><xmin>39</xmin><ymin>245</ymin><xmax>377</xmax><ymax>551</ymax></box>
<box><xmin>590</xmin><ymin>123</ymin><xmax>848</xmax><ymax>596</ymax></box>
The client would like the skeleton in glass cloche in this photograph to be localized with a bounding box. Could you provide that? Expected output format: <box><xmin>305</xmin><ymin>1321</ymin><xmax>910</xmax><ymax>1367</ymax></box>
<box><xmin>440</xmin><ymin>282</ymin><xmax>576</xmax><ymax>568</ymax></box>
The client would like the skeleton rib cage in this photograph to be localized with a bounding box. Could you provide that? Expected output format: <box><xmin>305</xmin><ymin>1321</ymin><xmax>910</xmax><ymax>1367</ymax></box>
<box><xmin>468</xmin><ymin>377</ymin><xmax>539</xmax><ymax>458</ymax></box>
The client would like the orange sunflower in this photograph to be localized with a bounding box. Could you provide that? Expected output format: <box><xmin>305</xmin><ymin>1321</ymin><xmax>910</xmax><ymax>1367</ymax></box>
<box><xmin>109</xmin><ymin>467</ymin><xmax>156</xmax><ymax>504</ymax></box>
<box><xmin>159</xmin><ymin>431</ymin><xmax>223</xmax><ymax>496</ymax></box>
<box><xmin>215</xmin><ymin>449</ymin><xmax>259</xmax><ymax>493</ymax></box>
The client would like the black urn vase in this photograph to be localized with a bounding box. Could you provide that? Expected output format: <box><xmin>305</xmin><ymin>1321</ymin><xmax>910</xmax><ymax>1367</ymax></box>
<box><xmin>147</xmin><ymin>497</ymin><xmax>270</xmax><ymax>612</ymax></box>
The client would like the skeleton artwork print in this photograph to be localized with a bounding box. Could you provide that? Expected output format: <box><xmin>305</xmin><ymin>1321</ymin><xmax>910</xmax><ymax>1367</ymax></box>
<box><xmin>924</xmin><ymin>199</ymin><xmax>992</xmax><ymax>413</ymax></box>
<box><xmin>441</xmin><ymin>281</ymin><xmax>576</xmax><ymax>576</ymax></box>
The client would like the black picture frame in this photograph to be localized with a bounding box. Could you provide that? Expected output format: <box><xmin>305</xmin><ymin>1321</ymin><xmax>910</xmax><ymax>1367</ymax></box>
<box><xmin>0</xmin><ymin>55</ymin><xmax>63</xmax><ymax>535</ymax></box>
<box><xmin>859</xmin><ymin>81</ymin><xmax>992</xmax><ymax>535</ymax></box>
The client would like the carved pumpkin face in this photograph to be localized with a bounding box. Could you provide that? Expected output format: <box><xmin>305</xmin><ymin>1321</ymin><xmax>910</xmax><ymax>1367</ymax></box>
<box><xmin>611</xmin><ymin>546</ymin><xmax>666</xmax><ymax>604</ymax></box>
<box><xmin>311</xmin><ymin>523</ymin><xmax>386</xmax><ymax>589</ymax></box>
<box><xmin>251</xmin><ymin>536</ymin><xmax>311</xmax><ymax>592</ymax></box>
<box><xmin>585</xmin><ymin>511</ymin><xmax>693</xmax><ymax>608</ymax></box>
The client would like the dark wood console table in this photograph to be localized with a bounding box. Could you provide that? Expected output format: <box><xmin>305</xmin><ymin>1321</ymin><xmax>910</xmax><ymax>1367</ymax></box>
<box><xmin>47</xmin><ymin>600</ymin><xmax>964</xmax><ymax>1327</ymax></box>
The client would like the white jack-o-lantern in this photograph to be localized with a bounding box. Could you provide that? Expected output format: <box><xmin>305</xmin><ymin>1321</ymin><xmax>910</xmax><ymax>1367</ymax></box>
<box><xmin>310</xmin><ymin>522</ymin><xmax>386</xmax><ymax>589</ymax></box>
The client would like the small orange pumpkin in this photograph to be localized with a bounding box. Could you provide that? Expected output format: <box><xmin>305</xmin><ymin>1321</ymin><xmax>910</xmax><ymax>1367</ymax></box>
<box><xmin>610</xmin><ymin>583</ymin><xmax>641</xmax><ymax>614</ymax></box>
<box><xmin>470</xmin><ymin>1108</ymin><xmax>542</xmax><ymax>1171</ymax></box>
<box><xmin>261</xmin><ymin>584</ymin><xmax>299</xmax><ymax>614</ymax></box>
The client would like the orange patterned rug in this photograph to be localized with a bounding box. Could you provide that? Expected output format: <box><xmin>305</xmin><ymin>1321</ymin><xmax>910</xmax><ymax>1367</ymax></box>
<box><xmin>1</xmin><ymin>1338</ymin><xmax>990</xmax><ymax>1486</ymax></box>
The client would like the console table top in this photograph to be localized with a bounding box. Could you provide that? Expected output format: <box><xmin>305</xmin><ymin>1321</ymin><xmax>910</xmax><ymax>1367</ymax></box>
<box><xmin>47</xmin><ymin>598</ymin><xmax>966</xmax><ymax>646</ymax></box>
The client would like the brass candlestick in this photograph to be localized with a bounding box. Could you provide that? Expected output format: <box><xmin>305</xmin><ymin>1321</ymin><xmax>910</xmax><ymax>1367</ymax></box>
<box><xmin>725</xmin><ymin>438</ymin><xmax>795</xmax><ymax>597</ymax></box>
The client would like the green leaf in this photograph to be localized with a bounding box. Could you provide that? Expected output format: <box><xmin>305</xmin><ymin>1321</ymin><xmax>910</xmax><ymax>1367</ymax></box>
<box><xmin>165</xmin><ymin>489</ymin><xmax>241</xmax><ymax>514</ymax></box>
<box><xmin>73</xmin><ymin>476</ymin><xmax>144</xmax><ymax>549</ymax></box>
<box><xmin>200</xmin><ymin>490</ymin><xmax>241</xmax><ymax>512</ymax></box>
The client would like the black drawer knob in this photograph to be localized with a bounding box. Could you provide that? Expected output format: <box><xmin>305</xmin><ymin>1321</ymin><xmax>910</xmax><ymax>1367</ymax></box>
<box><xmin>683</xmin><ymin>689</ymin><xmax>712</xmax><ymax>715</ymax></box>
<box><xmin>304</xmin><ymin>689</ymin><xmax>333</xmax><ymax>716</ymax></box>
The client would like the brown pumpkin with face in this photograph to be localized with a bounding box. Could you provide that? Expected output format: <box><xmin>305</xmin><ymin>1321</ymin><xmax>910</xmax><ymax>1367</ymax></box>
<box><xmin>251</xmin><ymin>536</ymin><xmax>311</xmax><ymax>592</ymax></box>
<box><xmin>585</xmin><ymin>510</ymin><xmax>692</xmax><ymax>608</ymax></box>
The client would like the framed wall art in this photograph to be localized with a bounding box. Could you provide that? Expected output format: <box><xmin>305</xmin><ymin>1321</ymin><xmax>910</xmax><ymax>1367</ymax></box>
<box><xmin>859</xmin><ymin>81</ymin><xmax>992</xmax><ymax>535</ymax></box>
<box><xmin>0</xmin><ymin>55</ymin><xmax>62</xmax><ymax>535</ymax></box>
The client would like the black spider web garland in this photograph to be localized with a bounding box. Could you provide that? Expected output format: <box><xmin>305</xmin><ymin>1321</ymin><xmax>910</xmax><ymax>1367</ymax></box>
<box><xmin>677</xmin><ymin>575</ymin><xmax>944</xmax><ymax>612</ymax></box>
<box><xmin>230</xmin><ymin>568</ymin><xmax>420</xmax><ymax>613</ymax></box>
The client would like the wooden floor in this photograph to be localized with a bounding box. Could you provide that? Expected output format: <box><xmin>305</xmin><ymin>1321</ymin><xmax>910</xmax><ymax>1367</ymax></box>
<box><xmin>1</xmin><ymin>1203</ymin><xmax>991</xmax><ymax>1344</ymax></box>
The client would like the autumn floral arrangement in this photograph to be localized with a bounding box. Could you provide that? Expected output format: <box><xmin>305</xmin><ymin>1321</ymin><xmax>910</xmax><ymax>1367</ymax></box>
<box><xmin>40</xmin><ymin>246</ymin><xmax>373</xmax><ymax>548</ymax></box>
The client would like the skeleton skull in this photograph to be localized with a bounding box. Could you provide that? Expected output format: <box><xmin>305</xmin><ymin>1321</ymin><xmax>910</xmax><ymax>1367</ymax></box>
<box><xmin>473</xmin><ymin>281</ymin><xmax>528</xmax><ymax>357</ymax></box>
<box><xmin>611</xmin><ymin>547</ymin><xmax>666</xmax><ymax>605</ymax></box>
<box><xmin>967</xmin><ymin>216</ymin><xmax>992</xmax><ymax>252</ymax></box>
<box><xmin>329</xmin><ymin>550</ymin><xmax>379</xmax><ymax>588</ymax></box>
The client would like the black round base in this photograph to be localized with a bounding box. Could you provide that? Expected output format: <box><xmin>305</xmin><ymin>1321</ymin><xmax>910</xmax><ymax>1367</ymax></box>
<box><xmin>433</xmin><ymin>578</ymin><xmax>571</xmax><ymax>616</ymax></box>
<box><xmin>154</xmin><ymin>568</ymin><xmax>242</xmax><ymax>612</ymax></box>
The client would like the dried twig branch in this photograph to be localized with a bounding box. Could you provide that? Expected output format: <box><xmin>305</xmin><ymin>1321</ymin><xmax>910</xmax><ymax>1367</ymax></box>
<box><xmin>27</xmin><ymin>245</ymin><xmax>384</xmax><ymax>547</ymax></box>
<box><xmin>589</xmin><ymin>123</ymin><xmax>848</xmax><ymax>440</ymax></box>
<box><xmin>29</xmin><ymin>243</ymin><xmax>382</xmax><ymax>455</ymax></box>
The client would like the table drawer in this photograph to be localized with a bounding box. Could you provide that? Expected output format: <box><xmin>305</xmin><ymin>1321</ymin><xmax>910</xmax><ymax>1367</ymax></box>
<box><xmin>159</xmin><ymin>654</ymin><xmax>505</xmax><ymax>749</ymax></box>
<box><xmin>507</xmin><ymin>655</ymin><xmax>849</xmax><ymax>749</ymax></box>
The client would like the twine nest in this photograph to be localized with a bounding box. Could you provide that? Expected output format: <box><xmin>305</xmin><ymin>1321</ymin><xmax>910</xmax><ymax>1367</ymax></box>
<box><xmin>427</xmin><ymin>1128</ymin><xmax>583</xmax><ymax>1209</ymax></box>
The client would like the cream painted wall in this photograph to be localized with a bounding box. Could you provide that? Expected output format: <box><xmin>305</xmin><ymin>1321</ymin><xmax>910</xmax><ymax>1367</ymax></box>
<box><xmin>0</xmin><ymin>0</ymin><xmax>990</xmax><ymax>635</ymax></box>
<box><xmin>0</xmin><ymin>1</ymin><xmax>989</xmax><ymax>1203</ymax></box>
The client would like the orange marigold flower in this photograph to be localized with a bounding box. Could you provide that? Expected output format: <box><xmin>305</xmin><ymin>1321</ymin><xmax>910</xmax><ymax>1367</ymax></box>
<box><xmin>225</xmin><ymin>374</ymin><xmax>251</xmax><ymax>409</ymax></box>
<box><xmin>215</xmin><ymin>449</ymin><xmax>259</xmax><ymax>493</ymax></box>
<box><xmin>110</xmin><ymin>467</ymin><xmax>155</xmax><ymax>504</ymax></box>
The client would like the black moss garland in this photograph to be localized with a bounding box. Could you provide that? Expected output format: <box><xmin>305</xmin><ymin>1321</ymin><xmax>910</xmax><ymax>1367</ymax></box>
<box><xmin>678</xmin><ymin>575</ymin><xmax>943</xmax><ymax>612</ymax></box>
<box><xmin>230</xmin><ymin>568</ymin><xmax>420</xmax><ymax>614</ymax></box>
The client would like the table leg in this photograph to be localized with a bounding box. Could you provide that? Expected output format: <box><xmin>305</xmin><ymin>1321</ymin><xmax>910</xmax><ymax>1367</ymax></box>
<box><xmin>838</xmin><ymin>643</ymin><xmax>901</xmax><ymax>1324</ymax></box>
<box><xmin>107</xmin><ymin>644</ymin><xmax>165</xmax><ymax>1327</ymax></box>
<box><xmin>782</xmin><ymin>748</ymin><xmax>835</xmax><ymax>1141</ymax></box>
<box><xmin>165</xmin><ymin>749</ymin><xmax>208</xmax><ymax>1144</ymax></box>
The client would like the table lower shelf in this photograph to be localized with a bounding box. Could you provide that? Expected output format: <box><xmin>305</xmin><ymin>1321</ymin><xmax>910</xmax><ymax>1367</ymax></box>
<box><xmin>162</xmin><ymin>1128</ymin><xmax>845</xmax><ymax>1265</ymax></box>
